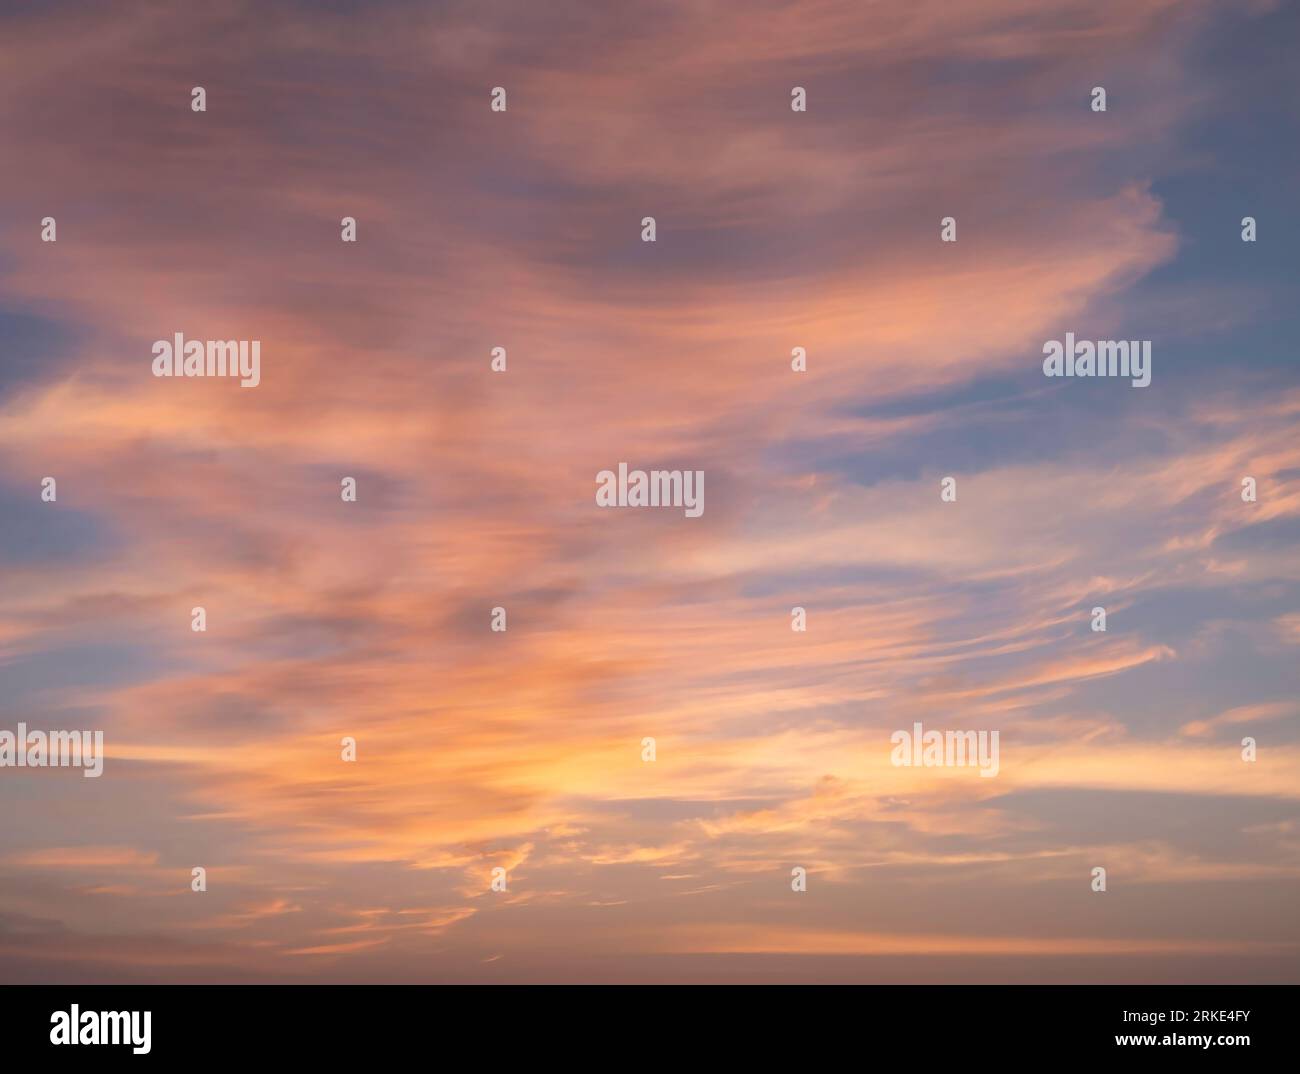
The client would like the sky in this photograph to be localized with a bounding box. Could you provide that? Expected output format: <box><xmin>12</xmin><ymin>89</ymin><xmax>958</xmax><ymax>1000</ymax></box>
<box><xmin>0</xmin><ymin>0</ymin><xmax>1297</xmax><ymax>984</ymax></box>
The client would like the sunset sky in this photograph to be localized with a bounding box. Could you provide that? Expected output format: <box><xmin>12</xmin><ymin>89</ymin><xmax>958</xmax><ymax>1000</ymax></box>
<box><xmin>1</xmin><ymin>0</ymin><xmax>1298</xmax><ymax>983</ymax></box>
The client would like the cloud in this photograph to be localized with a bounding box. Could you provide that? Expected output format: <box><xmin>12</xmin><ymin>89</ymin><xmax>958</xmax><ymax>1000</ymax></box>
<box><xmin>0</xmin><ymin>0</ymin><xmax>1296</xmax><ymax>982</ymax></box>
